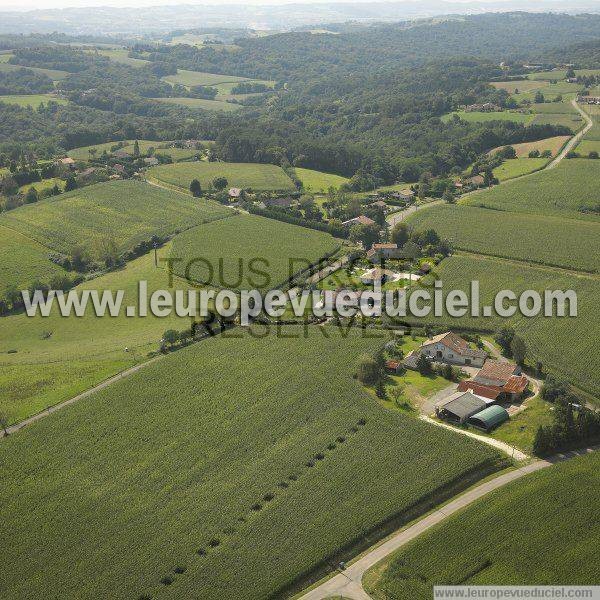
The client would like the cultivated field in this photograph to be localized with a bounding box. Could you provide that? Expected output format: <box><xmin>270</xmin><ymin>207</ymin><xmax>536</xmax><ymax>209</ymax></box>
<box><xmin>407</xmin><ymin>204</ymin><xmax>600</xmax><ymax>272</ymax></box>
<box><xmin>67</xmin><ymin>140</ymin><xmax>201</xmax><ymax>161</ymax></box>
<box><xmin>170</xmin><ymin>213</ymin><xmax>340</xmax><ymax>290</ymax></box>
<box><xmin>529</xmin><ymin>68</ymin><xmax>600</xmax><ymax>80</ymax></box>
<box><xmin>148</xmin><ymin>161</ymin><xmax>296</xmax><ymax>191</ymax></box>
<box><xmin>364</xmin><ymin>452</ymin><xmax>600</xmax><ymax>598</ymax></box>
<box><xmin>0</xmin><ymin>94</ymin><xmax>68</xmax><ymax>108</ymax></box>
<box><xmin>489</xmin><ymin>136</ymin><xmax>570</xmax><ymax>158</ymax></box>
<box><xmin>153</xmin><ymin>96</ymin><xmax>241</xmax><ymax>111</ymax></box>
<box><xmin>462</xmin><ymin>159</ymin><xmax>600</xmax><ymax>220</ymax></box>
<box><xmin>0</xmin><ymin>180</ymin><xmax>231</xmax><ymax>258</ymax></box>
<box><xmin>294</xmin><ymin>167</ymin><xmax>349</xmax><ymax>192</ymax></box>
<box><xmin>575</xmin><ymin>140</ymin><xmax>600</xmax><ymax>155</ymax></box>
<box><xmin>489</xmin><ymin>79</ymin><xmax>548</xmax><ymax>93</ymax></box>
<box><xmin>441</xmin><ymin>111</ymin><xmax>533</xmax><ymax>124</ymax></box>
<box><xmin>0</xmin><ymin>326</ymin><xmax>505</xmax><ymax>600</ymax></box>
<box><xmin>492</xmin><ymin>157</ymin><xmax>548</xmax><ymax>181</ymax></box>
<box><xmin>529</xmin><ymin>100</ymin><xmax>577</xmax><ymax>114</ymax></box>
<box><xmin>530</xmin><ymin>112</ymin><xmax>583</xmax><ymax>130</ymax></box>
<box><xmin>162</xmin><ymin>69</ymin><xmax>253</xmax><ymax>87</ymax></box>
<box><xmin>97</xmin><ymin>48</ymin><xmax>149</xmax><ymax>67</ymax></box>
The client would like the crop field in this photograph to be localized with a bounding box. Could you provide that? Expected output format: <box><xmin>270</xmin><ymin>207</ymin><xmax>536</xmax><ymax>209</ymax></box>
<box><xmin>492</xmin><ymin>157</ymin><xmax>548</xmax><ymax>181</ymax></box>
<box><xmin>575</xmin><ymin>140</ymin><xmax>600</xmax><ymax>155</ymax></box>
<box><xmin>489</xmin><ymin>136</ymin><xmax>569</xmax><ymax>158</ymax></box>
<box><xmin>441</xmin><ymin>111</ymin><xmax>533</xmax><ymax>124</ymax></box>
<box><xmin>0</xmin><ymin>224</ymin><xmax>66</xmax><ymax>298</ymax></box>
<box><xmin>403</xmin><ymin>253</ymin><xmax>600</xmax><ymax>397</ymax></box>
<box><xmin>97</xmin><ymin>48</ymin><xmax>149</xmax><ymax>67</ymax></box>
<box><xmin>529</xmin><ymin>100</ymin><xmax>577</xmax><ymax>114</ymax></box>
<box><xmin>0</xmin><ymin>325</ymin><xmax>505</xmax><ymax>600</ymax></box>
<box><xmin>162</xmin><ymin>69</ymin><xmax>251</xmax><ymax>87</ymax></box>
<box><xmin>67</xmin><ymin>140</ymin><xmax>201</xmax><ymax>161</ymax></box>
<box><xmin>148</xmin><ymin>161</ymin><xmax>296</xmax><ymax>192</ymax></box>
<box><xmin>364</xmin><ymin>452</ymin><xmax>600</xmax><ymax>599</ymax></box>
<box><xmin>407</xmin><ymin>204</ymin><xmax>600</xmax><ymax>272</ymax></box>
<box><xmin>0</xmin><ymin>61</ymin><xmax>69</xmax><ymax>80</ymax></box>
<box><xmin>489</xmin><ymin>79</ymin><xmax>548</xmax><ymax>93</ymax></box>
<box><xmin>0</xmin><ymin>94</ymin><xmax>68</xmax><ymax>108</ymax></box>
<box><xmin>462</xmin><ymin>159</ymin><xmax>600</xmax><ymax>220</ymax></box>
<box><xmin>170</xmin><ymin>213</ymin><xmax>340</xmax><ymax>290</ymax></box>
<box><xmin>530</xmin><ymin>112</ymin><xmax>583</xmax><ymax>130</ymax></box>
<box><xmin>294</xmin><ymin>167</ymin><xmax>349</xmax><ymax>192</ymax></box>
<box><xmin>153</xmin><ymin>96</ymin><xmax>242</xmax><ymax>111</ymax></box>
<box><xmin>529</xmin><ymin>68</ymin><xmax>600</xmax><ymax>80</ymax></box>
<box><xmin>0</xmin><ymin>180</ymin><xmax>231</xmax><ymax>258</ymax></box>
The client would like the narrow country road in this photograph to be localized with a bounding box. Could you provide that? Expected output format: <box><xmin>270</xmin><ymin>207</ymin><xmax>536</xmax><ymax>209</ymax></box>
<box><xmin>546</xmin><ymin>99</ymin><xmax>593</xmax><ymax>169</ymax></box>
<box><xmin>299</xmin><ymin>445</ymin><xmax>598</xmax><ymax>600</ymax></box>
<box><xmin>386</xmin><ymin>199</ymin><xmax>442</xmax><ymax>227</ymax></box>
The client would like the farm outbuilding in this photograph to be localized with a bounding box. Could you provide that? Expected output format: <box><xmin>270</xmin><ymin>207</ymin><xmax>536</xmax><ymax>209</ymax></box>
<box><xmin>435</xmin><ymin>391</ymin><xmax>486</xmax><ymax>424</ymax></box>
<box><xmin>468</xmin><ymin>405</ymin><xmax>510</xmax><ymax>431</ymax></box>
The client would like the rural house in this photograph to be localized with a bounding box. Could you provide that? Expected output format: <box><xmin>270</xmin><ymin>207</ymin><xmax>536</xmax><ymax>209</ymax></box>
<box><xmin>366</xmin><ymin>243</ymin><xmax>403</xmax><ymax>262</ymax></box>
<box><xmin>459</xmin><ymin>360</ymin><xmax>528</xmax><ymax>401</ymax></box>
<box><xmin>418</xmin><ymin>332</ymin><xmax>487</xmax><ymax>367</ymax></box>
<box><xmin>228</xmin><ymin>187</ymin><xmax>242</xmax><ymax>198</ymax></box>
<box><xmin>360</xmin><ymin>267</ymin><xmax>395</xmax><ymax>285</ymax></box>
<box><xmin>391</xmin><ymin>190</ymin><xmax>415</xmax><ymax>202</ymax></box>
<box><xmin>342</xmin><ymin>215</ymin><xmax>376</xmax><ymax>227</ymax></box>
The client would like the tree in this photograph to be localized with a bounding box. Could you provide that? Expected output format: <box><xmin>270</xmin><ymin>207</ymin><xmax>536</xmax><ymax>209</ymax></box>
<box><xmin>391</xmin><ymin>222</ymin><xmax>410</xmax><ymax>247</ymax></box>
<box><xmin>589</xmin><ymin>151</ymin><xmax>599</xmax><ymax>159</ymax></box>
<box><xmin>0</xmin><ymin>412</ymin><xmax>9</xmax><ymax>436</ymax></box>
<box><xmin>510</xmin><ymin>334</ymin><xmax>527</xmax><ymax>365</ymax></box>
<box><xmin>534</xmin><ymin>90</ymin><xmax>545</xmax><ymax>103</ymax></box>
<box><xmin>0</xmin><ymin>175</ymin><xmax>18</xmax><ymax>196</ymax></box>
<box><xmin>213</xmin><ymin>177</ymin><xmax>228</xmax><ymax>191</ymax></box>
<box><xmin>442</xmin><ymin>188</ymin><xmax>455</xmax><ymax>204</ymax></box>
<box><xmin>566</xmin><ymin>67</ymin><xmax>576</xmax><ymax>79</ymax></box>
<box><xmin>70</xmin><ymin>245</ymin><xmax>90</xmax><ymax>272</ymax></box>
<box><xmin>494</xmin><ymin>326</ymin><xmax>515</xmax><ymax>356</ymax></box>
<box><xmin>64</xmin><ymin>176</ymin><xmax>77</xmax><ymax>192</ymax></box>
<box><xmin>162</xmin><ymin>329</ymin><xmax>179</xmax><ymax>347</ymax></box>
<box><xmin>541</xmin><ymin>374</ymin><xmax>570</xmax><ymax>403</ymax></box>
<box><xmin>25</xmin><ymin>186</ymin><xmax>38</xmax><ymax>204</ymax></box>
<box><xmin>375</xmin><ymin>378</ymin><xmax>387</xmax><ymax>399</ymax></box>
<box><xmin>190</xmin><ymin>179</ymin><xmax>202</xmax><ymax>197</ymax></box>
<box><xmin>416</xmin><ymin>354</ymin><xmax>432</xmax><ymax>376</ymax></box>
<box><xmin>400</xmin><ymin>240</ymin><xmax>421</xmax><ymax>261</ymax></box>
<box><xmin>349</xmin><ymin>223</ymin><xmax>380</xmax><ymax>249</ymax></box>
<box><xmin>528</xmin><ymin>149</ymin><xmax>541</xmax><ymax>158</ymax></box>
<box><xmin>356</xmin><ymin>354</ymin><xmax>379</xmax><ymax>385</ymax></box>
<box><xmin>94</xmin><ymin>235</ymin><xmax>120</xmax><ymax>268</ymax></box>
<box><xmin>133</xmin><ymin>140</ymin><xmax>140</xmax><ymax>158</ymax></box>
<box><xmin>179</xmin><ymin>328</ymin><xmax>193</xmax><ymax>345</ymax></box>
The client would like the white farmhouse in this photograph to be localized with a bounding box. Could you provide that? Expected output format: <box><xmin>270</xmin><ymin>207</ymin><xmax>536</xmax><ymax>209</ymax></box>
<box><xmin>419</xmin><ymin>332</ymin><xmax>486</xmax><ymax>367</ymax></box>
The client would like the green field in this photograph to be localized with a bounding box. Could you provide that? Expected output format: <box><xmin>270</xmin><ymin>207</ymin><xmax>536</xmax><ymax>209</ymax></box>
<box><xmin>529</xmin><ymin>68</ymin><xmax>600</xmax><ymax>81</ymax></box>
<box><xmin>0</xmin><ymin>94</ymin><xmax>68</xmax><ymax>108</ymax></box>
<box><xmin>0</xmin><ymin>180</ymin><xmax>231</xmax><ymax>259</ymax></box>
<box><xmin>407</xmin><ymin>204</ymin><xmax>600</xmax><ymax>272</ymax></box>
<box><xmin>162</xmin><ymin>69</ymin><xmax>251</xmax><ymax>87</ymax></box>
<box><xmin>489</xmin><ymin>136</ymin><xmax>570</xmax><ymax>158</ymax></box>
<box><xmin>492</xmin><ymin>157</ymin><xmax>548</xmax><ymax>181</ymax></box>
<box><xmin>364</xmin><ymin>452</ymin><xmax>600</xmax><ymax>599</ymax></box>
<box><xmin>66</xmin><ymin>139</ymin><xmax>200</xmax><ymax>161</ymax></box>
<box><xmin>170</xmin><ymin>213</ymin><xmax>340</xmax><ymax>290</ymax></box>
<box><xmin>442</xmin><ymin>111</ymin><xmax>533</xmax><ymax>124</ymax></box>
<box><xmin>97</xmin><ymin>48</ymin><xmax>149</xmax><ymax>67</ymax></box>
<box><xmin>0</xmin><ymin>61</ymin><xmax>69</xmax><ymax>80</ymax></box>
<box><xmin>19</xmin><ymin>177</ymin><xmax>64</xmax><ymax>194</ymax></box>
<box><xmin>294</xmin><ymin>167</ymin><xmax>349</xmax><ymax>192</ymax></box>
<box><xmin>463</xmin><ymin>159</ymin><xmax>600</xmax><ymax>220</ymax></box>
<box><xmin>0</xmin><ymin>325</ymin><xmax>505</xmax><ymax>600</ymax></box>
<box><xmin>530</xmin><ymin>112</ymin><xmax>583</xmax><ymax>130</ymax></box>
<box><xmin>529</xmin><ymin>100</ymin><xmax>577</xmax><ymax>114</ymax></box>
<box><xmin>575</xmin><ymin>140</ymin><xmax>600</xmax><ymax>155</ymax></box>
<box><xmin>404</xmin><ymin>253</ymin><xmax>600</xmax><ymax>397</ymax></box>
<box><xmin>153</xmin><ymin>96</ymin><xmax>242</xmax><ymax>111</ymax></box>
<box><xmin>148</xmin><ymin>161</ymin><xmax>296</xmax><ymax>192</ymax></box>
<box><xmin>489</xmin><ymin>79</ymin><xmax>548</xmax><ymax>93</ymax></box>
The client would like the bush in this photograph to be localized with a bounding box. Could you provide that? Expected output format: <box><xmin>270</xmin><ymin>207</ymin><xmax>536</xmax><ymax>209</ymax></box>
<box><xmin>160</xmin><ymin>576</ymin><xmax>174</xmax><ymax>586</ymax></box>
<box><xmin>356</xmin><ymin>354</ymin><xmax>379</xmax><ymax>384</ymax></box>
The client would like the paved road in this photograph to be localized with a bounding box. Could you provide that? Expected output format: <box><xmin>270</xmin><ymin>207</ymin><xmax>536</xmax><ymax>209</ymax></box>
<box><xmin>299</xmin><ymin>445</ymin><xmax>597</xmax><ymax>600</ymax></box>
<box><xmin>386</xmin><ymin>200</ymin><xmax>443</xmax><ymax>227</ymax></box>
<box><xmin>546</xmin><ymin>99</ymin><xmax>593</xmax><ymax>169</ymax></box>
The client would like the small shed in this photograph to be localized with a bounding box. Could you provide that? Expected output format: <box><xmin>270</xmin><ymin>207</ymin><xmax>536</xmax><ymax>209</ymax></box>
<box><xmin>468</xmin><ymin>405</ymin><xmax>509</xmax><ymax>431</ymax></box>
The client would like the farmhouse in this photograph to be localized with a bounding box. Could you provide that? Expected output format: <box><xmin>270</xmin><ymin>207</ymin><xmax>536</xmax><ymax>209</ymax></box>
<box><xmin>143</xmin><ymin>157</ymin><xmax>159</xmax><ymax>166</ymax></box>
<box><xmin>342</xmin><ymin>215</ymin><xmax>376</xmax><ymax>227</ymax></box>
<box><xmin>112</xmin><ymin>149</ymin><xmax>130</xmax><ymax>159</ymax></box>
<box><xmin>57</xmin><ymin>157</ymin><xmax>76</xmax><ymax>168</ymax></box>
<box><xmin>435</xmin><ymin>391</ymin><xmax>487</xmax><ymax>424</ymax></box>
<box><xmin>466</xmin><ymin>174</ymin><xmax>485</xmax><ymax>187</ymax></box>
<box><xmin>228</xmin><ymin>187</ymin><xmax>242</xmax><ymax>198</ymax></box>
<box><xmin>385</xmin><ymin>359</ymin><xmax>403</xmax><ymax>374</ymax></box>
<box><xmin>366</xmin><ymin>242</ymin><xmax>402</xmax><ymax>262</ymax></box>
<box><xmin>465</xmin><ymin>102</ymin><xmax>502</xmax><ymax>112</ymax></box>
<box><xmin>473</xmin><ymin>360</ymin><xmax>521</xmax><ymax>386</ymax></box>
<box><xmin>418</xmin><ymin>332</ymin><xmax>487</xmax><ymax>367</ymax></box>
<box><xmin>371</xmin><ymin>200</ymin><xmax>388</xmax><ymax>210</ymax></box>
<box><xmin>391</xmin><ymin>190</ymin><xmax>415</xmax><ymax>202</ymax></box>
<box><xmin>459</xmin><ymin>360</ymin><xmax>528</xmax><ymax>402</ymax></box>
<box><xmin>578</xmin><ymin>95</ymin><xmax>600</xmax><ymax>105</ymax></box>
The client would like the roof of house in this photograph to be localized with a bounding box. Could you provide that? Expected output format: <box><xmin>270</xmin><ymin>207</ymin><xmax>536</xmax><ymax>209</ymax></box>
<box><xmin>342</xmin><ymin>215</ymin><xmax>376</xmax><ymax>226</ymax></box>
<box><xmin>362</xmin><ymin>267</ymin><xmax>395</xmax><ymax>280</ymax></box>
<box><xmin>437</xmin><ymin>391</ymin><xmax>487</xmax><ymax>420</ymax></box>
<box><xmin>473</xmin><ymin>360</ymin><xmax>519</xmax><ymax>387</ymax></box>
<box><xmin>59</xmin><ymin>157</ymin><xmax>75</xmax><ymax>165</ymax></box>
<box><xmin>503</xmin><ymin>375</ymin><xmax>529</xmax><ymax>394</ymax></box>
<box><xmin>372</xmin><ymin>243</ymin><xmax>398</xmax><ymax>250</ymax></box>
<box><xmin>112</xmin><ymin>149</ymin><xmax>129</xmax><ymax>158</ymax></box>
<box><xmin>468</xmin><ymin>174</ymin><xmax>485</xmax><ymax>185</ymax></box>
<box><xmin>372</xmin><ymin>200</ymin><xmax>387</xmax><ymax>207</ymax></box>
<box><xmin>228</xmin><ymin>187</ymin><xmax>242</xmax><ymax>197</ymax></box>
<box><xmin>469</xmin><ymin>405</ymin><xmax>509</xmax><ymax>429</ymax></box>
<box><xmin>79</xmin><ymin>167</ymin><xmax>95</xmax><ymax>177</ymax></box>
<box><xmin>457</xmin><ymin>380</ymin><xmax>502</xmax><ymax>401</ymax></box>
<box><xmin>385</xmin><ymin>359</ymin><xmax>402</xmax><ymax>370</ymax></box>
<box><xmin>422</xmin><ymin>332</ymin><xmax>487</xmax><ymax>359</ymax></box>
<box><xmin>402</xmin><ymin>350</ymin><xmax>419</xmax><ymax>370</ymax></box>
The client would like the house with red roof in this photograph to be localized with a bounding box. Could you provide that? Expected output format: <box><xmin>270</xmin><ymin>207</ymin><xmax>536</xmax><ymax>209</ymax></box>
<box><xmin>418</xmin><ymin>332</ymin><xmax>487</xmax><ymax>368</ymax></box>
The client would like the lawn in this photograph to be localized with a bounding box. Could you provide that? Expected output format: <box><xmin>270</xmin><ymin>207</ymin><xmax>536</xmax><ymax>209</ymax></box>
<box><xmin>147</xmin><ymin>161</ymin><xmax>296</xmax><ymax>192</ymax></box>
<box><xmin>0</xmin><ymin>325</ymin><xmax>505</xmax><ymax>600</ymax></box>
<box><xmin>294</xmin><ymin>167</ymin><xmax>349</xmax><ymax>192</ymax></box>
<box><xmin>529</xmin><ymin>100</ymin><xmax>577</xmax><ymax>114</ymax></box>
<box><xmin>0</xmin><ymin>180</ymin><xmax>231</xmax><ymax>261</ymax></box>
<box><xmin>407</xmin><ymin>203</ymin><xmax>600</xmax><ymax>272</ymax></box>
<box><xmin>492</xmin><ymin>157</ymin><xmax>548</xmax><ymax>181</ymax></box>
<box><xmin>441</xmin><ymin>111</ymin><xmax>533</xmax><ymax>124</ymax></box>
<box><xmin>19</xmin><ymin>177</ymin><xmax>64</xmax><ymax>194</ymax></box>
<box><xmin>170</xmin><ymin>213</ymin><xmax>340</xmax><ymax>290</ymax></box>
<box><xmin>67</xmin><ymin>139</ymin><xmax>201</xmax><ymax>161</ymax></box>
<box><xmin>364</xmin><ymin>451</ymin><xmax>600</xmax><ymax>599</ymax></box>
<box><xmin>575</xmin><ymin>140</ymin><xmax>600</xmax><ymax>155</ymax></box>
<box><xmin>462</xmin><ymin>159</ymin><xmax>600</xmax><ymax>221</ymax></box>
<box><xmin>0</xmin><ymin>94</ymin><xmax>68</xmax><ymax>108</ymax></box>
<box><xmin>488</xmin><ymin>136</ymin><xmax>570</xmax><ymax>158</ymax></box>
<box><xmin>153</xmin><ymin>96</ymin><xmax>242</xmax><ymax>111</ymax></box>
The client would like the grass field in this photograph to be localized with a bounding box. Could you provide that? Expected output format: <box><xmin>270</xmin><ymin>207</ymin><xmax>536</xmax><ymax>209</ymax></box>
<box><xmin>407</xmin><ymin>203</ymin><xmax>600</xmax><ymax>272</ymax></box>
<box><xmin>148</xmin><ymin>161</ymin><xmax>296</xmax><ymax>192</ymax></box>
<box><xmin>574</xmin><ymin>140</ymin><xmax>600</xmax><ymax>155</ymax></box>
<box><xmin>0</xmin><ymin>61</ymin><xmax>69</xmax><ymax>80</ymax></box>
<box><xmin>19</xmin><ymin>177</ymin><xmax>64</xmax><ymax>194</ymax></box>
<box><xmin>489</xmin><ymin>79</ymin><xmax>548</xmax><ymax>93</ymax></box>
<box><xmin>403</xmin><ymin>253</ymin><xmax>600</xmax><ymax>397</ymax></box>
<box><xmin>529</xmin><ymin>100</ymin><xmax>577</xmax><ymax>114</ymax></box>
<box><xmin>153</xmin><ymin>96</ymin><xmax>242</xmax><ymax>111</ymax></box>
<box><xmin>294</xmin><ymin>167</ymin><xmax>349</xmax><ymax>192</ymax></box>
<box><xmin>530</xmin><ymin>112</ymin><xmax>583</xmax><ymax>130</ymax></box>
<box><xmin>442</xmin><ymin>111</ymin><xmax>533</xmax><ymax>124</ymax></box>
<box><xmin>463</xmin><ymin>159</ymin><xmax>600</xmax><ymax>221</ymax></box>
<box><xmin>492</xmin><ymin>157</ymin><xmax>548</xmax><ymax>181</ymax></box>
<box><xmin>97</xmin><ymin>48</ymin><xmax>149</xmax><ymax>67</ymax></box>
<box><xmin>0</xmin><ymin>325</ymin><xmax>505</xmax><ymax>600</ymax></box>
<box><xmin>67</xmin><ymin>139</ymin><xmax>200</xmax><ymax>161</ymax></box>
<box><xmin>489</xmin><ymin>136</ymin><xmax>570</xmax><ymax>158</ymax></box>
<box><xmin>364</xmin><ymin>452</ymin><xmax>600</xmax><ymax>599</ymax></box>
<box><xmin>170</xmin><ymin>213</ymin><xmax>340</xmax><ymax>290</ymax></box>
<box><xmin>162</xmin><ymin>69</ymin><xmax>251</xmax><ymax>87</ymax></box>
<box><xmin>0</xmin><ymin>94</ymin><xmax>68</xmax><ymax>108</ymax></box>
<box><xmin>0</xmin><ymin>180</ymin><xmax>231</xmax><ymax>259</ymax></box>
<box><xmin>529</xmin><ymin>68</ymin><xmax>600</xmax><ymax>80</ymax></box>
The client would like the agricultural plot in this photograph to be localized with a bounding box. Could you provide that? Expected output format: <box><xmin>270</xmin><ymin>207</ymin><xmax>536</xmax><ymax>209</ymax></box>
<box><xmin>489</xmin><ymin>136</ymin><xmax>570</xmax><ymax>158</ymax></box>
<box><xmin>489</xmin><ymin>79</ymin><xmax>548</xmax><ymax>93</ymax></box>
<box><xmin>575</xmin><ymin>140</ymin><xmax>600</xmax><ymax>155</ymax></box>
<box><xmin>407</xmin><ymin>204</ymin><xmax>600</xmax><ymax>272</ymax></box>
<box><xmin>97</xmin><ymin>48</ymin><xmax>149</xmax><ymax>67</ymax></box>
<box><xmin>162</xmin><ymin>69</ymin><xmax>251</xmax><ymax>87</ymax></box>
<box><xmin>153</xmin><ymin>96</ymin><xmax>242</xmax><ymax>111</ymax></box>
<box><xmin>148</xmin><ymin>161</ymin><xmax>296</xmax><ymax>192</ymax></box>
<box><xmin>67</xmin><ymin>139</ymin><xmax>200</xmax><ymax>161</ymax></box>
<box><xmin>0</xmin><ymin>61</ymin><xmax>69</xmax><ymax>80</ymax></box>
<box><xmin>0</xmin><ymin>180</ymin><xmax>231</xmax><ymax>258</ymax></box>
<box><xmin>404</xmin><ymin>253</ymin><xmax>600</xmax><ymax>397</ymax></box>
<box><xmin>0</xmin><ymin>224</ymin><xmax>66</xmax><ymax>298</ymax></box>
<box><xmin>529</xmin><ymin>68</ymin><xmax>600</xmax><ymax>80</ymax></box>
<box><xmin>492</xmin><ymin>158</ymin><xmax>548</xmax><ymax>181</ymax></box>
<box><xmin>530</xmin><ymin>112</ymin><xmax>583</xmax><ymax>130</ymax></box>
<box><xmin>19</xmin><ymin>177</ymin><xmax>64</xmax><ymax>194</ymax></box>
<box><xmin>170</xmin><ymin>213</ymin><xmax>340</xmax><ymax>290</ymax></box>
<box><xmin>0</xmin><ymin>94</ymin><xmax>68</xmax><ymax>108</ymax></box>
<box><xmin>0</xmin><ymin>326</ymin><xmax>505</xmax><ymax>600</ymax></box>
<box><xmin>462</xmin><ymin>159</ymin><xmax>600</xmax><ymax>221</ymax></box>
<box><xmin>529</xmin><ymin>100</ymin><xmax>577</xmax><ymax>114</ymax></box>
<box><xmin>441</xmin><ymin>111</ymin><xmax>533</xmax><ymax>124</ymax></box>
<box><xmin>294</xmin><ymin>167</ymin><xmax>349</xmax><ymax>192</ymax></box>
<box><xmin>364</xmin><ymin>452</ymin><xmax>600</xmax><ymax>599</ymax></box>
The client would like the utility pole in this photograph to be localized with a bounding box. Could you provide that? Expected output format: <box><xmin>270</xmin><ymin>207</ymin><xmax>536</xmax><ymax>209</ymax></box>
<box><xmin>153</xmin><ymin>241</ymin><xmax>158</xmax><ymax>267</ymax></box>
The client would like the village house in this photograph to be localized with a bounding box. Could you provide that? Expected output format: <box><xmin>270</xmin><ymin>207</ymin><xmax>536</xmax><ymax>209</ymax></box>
<box><xmin>57</xmin><ymin>157</ymin><xmax>76</xmax><ymax>169</ymax></box>
<box><xmin>578</xmin><ymin>95</ymin><xmax>600</xmax><ymax>105</ymax></box>
<box><xmin>342</xmin><ymin>215</ymin><xmax>376</xmax><ymax>228</ymax></box>
<box><xmin>418</xmin><ymin>332</ymin><xmax>487</xmax><ymax>367</ymax></box>
<box><xmin>465</xmin><ymin>102</ymin><xmax>502</xmax><ymax>112</ymax></box>
<box><xmin>366</xmin><ymin>242</ymin><xmax>403</xmax><ymax>262</ymax></box>
<box><xmin>385</xmin><ymin>359</ymin><xmax>403</xmax><ymax>374</ymax></box>
<box><xmin>458</xmin><ymin>359</ymin><xmax>528</xmax><ymax>402</ymax></box>
<box><xmin>371</xmin><ymin>200</ymin><xmax>388</xmax><ymax>211</ymax></box>
<box><xmin>113</xmin><ymin>163</ymin><xmax>125</xmax><ymax>174</ymax></box>
<box><xmin>390</xmin><ymin>190</ymin><xmax>415</xmax><ymax>202</ymax></box>
<box><xmin>143</xmin><ymin>157</ymin><xmax>159</xmax><ymax>166</ymax></box>
<box><xmin>466</xmin><ymin>174</ymin><xmax>485</xmax><ymax>187</ymax></box>
<box><xmin>112</xmin><ymin>149</ymin><xmax>130</xmax><ymax>160</ymax></box>
<box><xmin>228</xmin><ymin>187</ymin><xmax>242</xmax><ymax>199</ymax></box>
